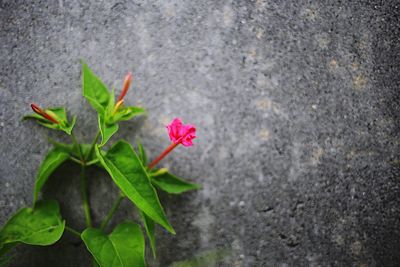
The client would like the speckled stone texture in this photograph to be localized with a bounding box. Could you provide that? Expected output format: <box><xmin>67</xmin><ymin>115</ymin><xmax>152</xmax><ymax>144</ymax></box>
<box><xmin>1</xmin><ymin>0</ymin><xmax>399</xmax><ymax>266</ymax></box>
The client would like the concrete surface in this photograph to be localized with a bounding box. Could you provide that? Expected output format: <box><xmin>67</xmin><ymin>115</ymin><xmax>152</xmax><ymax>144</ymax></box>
<box><xmin>1</xmin><ymin>0</ymin><xmax>399</xmax><ymax>266</ymax></box>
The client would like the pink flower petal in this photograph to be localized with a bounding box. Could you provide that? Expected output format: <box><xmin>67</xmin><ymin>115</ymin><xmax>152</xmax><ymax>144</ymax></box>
<box><xmin>166</xmin><ymin>118</ymin><xmax>196</xmax><ymax>146</ymax></box>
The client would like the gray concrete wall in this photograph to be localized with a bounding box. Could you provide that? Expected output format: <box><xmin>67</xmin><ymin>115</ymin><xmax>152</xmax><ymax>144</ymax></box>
<box><xmin>1</xmin><ymin>0</ymin><xmax>399</xmax><ymax>266</ymax></box>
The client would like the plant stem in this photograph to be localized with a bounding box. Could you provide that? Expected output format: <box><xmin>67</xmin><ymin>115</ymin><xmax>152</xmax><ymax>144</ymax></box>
<box><xmin>100</xmin><ymin>194</ymin><xmax>125</xmax><ymax>230</ymax></box>
<box><xmin>65</xmin><ymin>226</ymin><xmax>81</xmax><ymax>238</ymax></box>
<box><xmin>148</xmin><ymin>142</ymin><xmax>179</xmax><ymax>170</ymax></box>
<box><xmin>80</xmin><ymin>166</ymin><xmax>92</xmax><ymax>227</ymax></box>
<box><xmin>85</xmin><ymin>131</ymin><xmax>100</xmax><ymax>161</ymax></box>
<box><xmin>71</xmin><ymin>132</ymin><xmax>84</xmax><ymax>161</ymax></box>
<box><xmin>70</xmin><ymin>156</ymin><xmax>84</xmax><ymax>165</ymax></box>
<box><xmin>85</xmin><ymin>158</ymin><xmax>99</xmax><ymax>166</ymax></box>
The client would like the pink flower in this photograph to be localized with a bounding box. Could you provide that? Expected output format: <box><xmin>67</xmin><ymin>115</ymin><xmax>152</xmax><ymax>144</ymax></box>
<box><xmin>148</xmin><ymin>118</ymin><xmax>197</xmax><ymax>169</ymax></box>
<box><xmin>167</xmin><ymin>118</ymin><xmax>196</xmax><ymax>147</ymax></box>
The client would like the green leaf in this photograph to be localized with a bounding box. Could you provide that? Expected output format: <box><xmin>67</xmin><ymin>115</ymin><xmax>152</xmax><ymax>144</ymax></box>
<box><xmin>82</xmin><ymin>64</ymin><xmax>145</xmax><ymax>147</ymax></box>
<box><xmin>97</xmin><ymin>90</ymin><xmax>145</xmax><ymax>146</ymax></box>
<box><xmin>98</xmin><ymin>104</ymin><xmax>145</xmax><ymax>146</ymax></box>
<box><xmin>151</xmin><ymin>171</ymin><xmax>201</xmax><ymax>194</ymax></box>
<box><xmin>49</xmin><ymin>140</ymin><xmax>98</xmax><ymax>163</ymax></box>
<box><xmin>136</xmin><ymin>140</ymin><xmax>147</xmax><ymax>165</ymax></box>
<box><xmin>105</xmin><ymin>88</ymin><xmax>146</xmax><ymax>124</ymax></box>
<box><xmin>33</xmin><ymin>148</ymin><xmax>70</xmax><ymax>204</ymax></box>
<box><xmin>81</xmin><ymin>222</ymin><xmax>146</xmax><ymax>267</ymax></box>
<box><xmin>139</xmin><ymin>211</ymin><xmax>156</xmax><ymax>258</ymax></box>
<box><xmin>97</xmin><ymin>88</ymin><xmax>118</xmax><ymax>146</ymax></box>
<box><xmin>98</xmin><ymin>114</ymin><xmax>119</xmax><ymax>147</ymax></box>
<box><xmin>49</xmin><ymin>138</ymin><xmax>73</xmax><ymax>152</ymax></box>
<box><xmin>81</xmin><ymin>144</ymin><xmax>98</xmax><ymax>163</ymax></box>
<box><xmin>23</xmin><ymin>107</ymin><xmax>76</xmax><ymax>135</ymax></box>
<box><xmin>82</xmin><ymin>62</ymin><xmax>110</xmax><ymax>114</ymax></box>
<box><xmin>112</xmin><ymin>106</ymin><xmax>146</xmax><ymax>123</ymax></box>
<box><xmin>0</xmin><ymin>200</ymin><xmax>65</xmax><ymax>250</ymax></box>
<box><xmin>95</xmin><ymin>141</ymin><xmax>175</xmax><ymax>234</ymax></box>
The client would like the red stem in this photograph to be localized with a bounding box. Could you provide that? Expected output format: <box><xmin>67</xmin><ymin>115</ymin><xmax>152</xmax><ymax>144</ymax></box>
<box><xmin>148</xmin><ymin>142</ymin><xmax>179</xmax><ymax>170</ymax></box>
<box><xmin>31</xmin><ymin>104</ymin><xmax>59</xmax><ymax>124</ymax></box>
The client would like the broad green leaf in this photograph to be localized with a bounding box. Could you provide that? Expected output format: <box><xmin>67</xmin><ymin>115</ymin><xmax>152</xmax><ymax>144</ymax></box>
<box><xmin>23</xmin><ymin>107</ymin><xmax>76</xmax><ymax>135</ymax></box>
<box><xmin>81</xmin><ymin>222</ymin><xmax>146</xmax><ymax>267</ymax></box>
<box><xmin>0</xmin><ymin>200</ymin><xmax>65</xmax><ymax>249</ymax></box>
<box><xmin>98</xmin><ymin>114</ymin><xmax>119</xmax><ymax>147</ymax></box>
<box><xmin>136</xmin><ymin>140</ymin><xmax>147</xmax><ymax>165</ymax></box>
<box><xmin>33</xmin><ymin>148</ymin><xmax>70</xmax><ymax>203</ymax></box>
<box><xmin>82</xmin><ymin>62</ymin><xmax>110</xmax><ymax>114</ymax></box>
<box><xmin>139</xmin><ymin>211</ymin><xmax>156</xmax><ymax>258</ymax></box>
<box><xmin>151</xmin><ymin>171</ymin><xmax>201</xmax><ymax>194</ymax></box>
<box><xmin>95</xmin><ymin>141</ymin><xmax>175</xmax><ymax>234</ymax></box>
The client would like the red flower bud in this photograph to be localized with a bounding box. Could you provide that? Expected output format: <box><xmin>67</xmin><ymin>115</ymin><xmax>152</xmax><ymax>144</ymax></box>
<box><xmin>30</xmin><ymin>104</ymin><xmax>59</xmax><ymax>124</ymax></box>
<box><xmin>117</xmin><ymin>72</ymin><xmax>132</xmax><ymax>102</ymax></box>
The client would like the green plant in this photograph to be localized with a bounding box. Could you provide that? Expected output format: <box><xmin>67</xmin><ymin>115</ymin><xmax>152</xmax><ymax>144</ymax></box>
<box><xmin>0</xmin><ymin>62</ymin><xmax>200</xmax><ymax>267</ymax></box>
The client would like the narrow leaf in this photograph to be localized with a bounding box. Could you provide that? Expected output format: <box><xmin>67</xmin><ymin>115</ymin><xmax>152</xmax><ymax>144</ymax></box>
<box><xmin>140</xmin><ymin>211</ymin><xmax>156</xmax><ymax>258</ymax></box>
<box><xmin>0</xmin><ymin>200</ymin><xmax>65</xmax><ymax>249</ymax></box>
<box><xmin>97</xmin><ymin>88</ymin><xmax>118</xmax><ymax>147</ymax></box>
<box><xmin>33</xmin><ymin>148</ymin><xmax>70</xmax><ymax>203</ymax></box>
<box><xmin>98</xmin><ymin>114</ymin><xmax>119</xmax><ymax>147</ymax></box>
<box><xmin>95</xmin><ymin>141</ymin><xmax>175</xmax><ymax>234</ymax></box>
<box><xmin>82</xmin><ymin>62</ymin><xmax>110</xmax><ymax>114</ymax></box>
<box><xmin>151</xmin><ymin>172</ymin><xmax>201</xmax><ymax>194</ymax></box>
<box><xmin>136</xmin><ymin>140</ymin><xmax>147</xmax><ymax>165</ymax></box>
<box><xmin>113</xmin><ymin>106</ymin><xmax>146</xmax><ymax>122</ymax></box>
<box><xmin>81</xmin><ymin>222</ymin><xmax>146</xmax><ymax>267</ymax></box>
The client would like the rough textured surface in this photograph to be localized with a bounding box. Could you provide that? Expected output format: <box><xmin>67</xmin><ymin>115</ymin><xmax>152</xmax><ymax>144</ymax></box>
<box><xmin>1</xmin><ymin>0</ymin><xmax>399</xmax><ymax>266</ymax></box>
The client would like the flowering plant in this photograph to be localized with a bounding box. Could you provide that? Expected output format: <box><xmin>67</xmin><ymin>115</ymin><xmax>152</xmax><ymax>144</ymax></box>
<box><xmin>0</xmin><ymin>62</ymin><xmax>200</xmax><ymax>267</ymax></box>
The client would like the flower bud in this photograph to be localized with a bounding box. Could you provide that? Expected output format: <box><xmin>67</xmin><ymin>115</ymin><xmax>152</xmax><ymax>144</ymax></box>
<box><xmin>117</xmin><ymin>72</ymin><xmax>132</xmax><ymax>102</ymax></box>
<box><xmin>30</xmin><ymin>104</ymin><xmax>59</xmax><ymax>124</ymax></box>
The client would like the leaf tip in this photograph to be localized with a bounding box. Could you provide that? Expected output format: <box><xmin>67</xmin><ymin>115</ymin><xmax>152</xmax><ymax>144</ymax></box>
<box><xmin>194</xmin><ymin>183</ymin><xmax>202</xmax><ymax>190</ymax></box>
<box><xmin>167</xmin><ymin>225</ymin><xmax>176</xmax><ymax>235</ymax></box>
<box><xmin>80</xmin><ymin>59</ymin><xmax>88</xmax><ymax>67</ymax></box>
